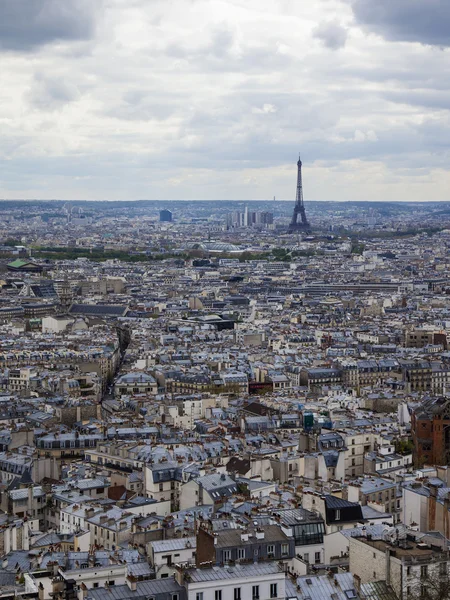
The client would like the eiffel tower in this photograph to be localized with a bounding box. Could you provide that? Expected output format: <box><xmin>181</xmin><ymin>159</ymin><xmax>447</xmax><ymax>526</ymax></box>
<box><xmin>288</xmin><ymin>155</ymin><xmax>310</xmax><ymax>233</ymax></box>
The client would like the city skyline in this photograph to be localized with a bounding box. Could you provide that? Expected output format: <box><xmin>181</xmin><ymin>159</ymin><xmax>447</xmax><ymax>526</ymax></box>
<box><xmin>0</xmin><ymin>0</ymin><xmax>449</xmax><ymax>201</ymax></box>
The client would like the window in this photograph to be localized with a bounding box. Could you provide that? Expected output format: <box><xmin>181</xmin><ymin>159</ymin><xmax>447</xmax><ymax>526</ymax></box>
<box><xmin>93</xmin><ymin>583</ymin><xmax>99</xmax><ymax>589</ymax></box>
<box><xmin>421</xmin><ymin>566</ymin><xmax>428</xmax><ymax>578</ymax></box>
<box><xmin>407</xmin><ymin>567</ymin><xmax>411</xmax><ymax>576</ymax></box>
<box><xmin>172</xmin><ymin>595</ymin><xmax>179</xmax><ymax>600</ymax></box>
<box><xmin>281</xmin><ymin>543</ymin><xmax>289</xmax><ymax>556</ymax></box>
<box><xmin>335</xmin><ymin>510</ymin><xmax>341</xmax><ymax>521</ymax></box>
<box><xmin>304</xmin><ymin>553</ymin><xmax>309</xmax><ymax>563</ymax></box>
<box><xmin>234</xmin><ymin>588</ymin><xmax>241</xmax><ymax>600</ymax></box>
<box><xmin>267</xmin><ymin>544</ymin><xmax>275</xmax><ymax>556</ymax></box>
<box><xmin>215</xmin><ymin>591</ymin><xmax>222</xmax><ymax>600</ymax></box>
<box><xmin>270</xmin><ymin>583</ymin><xmax>278</xmax><ymax>598</ymax></box>
<box><xmin>223</xmin><ymin>550</ymin><xmax>231</xmax><ymax>562</ymax></box>
<box><xmin>159</xmin><ymin>483</ymin><xmax>164</xmax><ymax>492</ymax></box>
<box><xmin>237</xmin><ymin>548</ymin><xmax>245</xmax><ymax>560</ymax></box>
<box><xmin>252</xmin><ymin>586</ymin><xmax>259</xmax><ymax>599</ymax></box>
<box><xmin>109</xmin><ymin>581</ymin><xmax>115</xmax><ymax>586</ymax></box>
<box><xmin>196</xmin><ymin>594</ymin><xmax>203</xmax><ymax>600</ymax></box>
<box><xmin>440</xmin><ymin>562</ymin><xmax>447</xmax><ymax>575</ymax></box>
<box><xmin>315</xmin><ymin>552</ymin><xmax>321</xmax><ymax>564</ymax></box>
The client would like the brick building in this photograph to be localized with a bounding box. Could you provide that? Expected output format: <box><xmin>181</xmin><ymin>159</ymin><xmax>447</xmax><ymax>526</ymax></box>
<box><xmin>411</xmin><ymin>396</ymin><xmax>450</xmax><ymax>467</ymax></box>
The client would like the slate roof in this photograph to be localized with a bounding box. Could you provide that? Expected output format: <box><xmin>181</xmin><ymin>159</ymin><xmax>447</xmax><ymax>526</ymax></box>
<box><xmin>322</xmin><ymin>450</ymin><xmax>339</xmax><ymax>467</ymax></box>
<box><xmin>198</xmin><ymin>473</ymin><xmax>238</xmax><ymax>493</ymax></box>
<box><xmin>69</xmin><ymin>304</ymin><xmax>128</xmax><ymax>317</ymax></box>
<box><xmin>0</xmin><ymin>572</ymin><xmax>17</xmax><ymax>586</ymax></box>
<box><xmin>150</xmin><ymin>537</ymin><xmax>196</xmax><ymax>553</ymax></box>
<box><xmin>324</xmin><ymin>496</ymin><xmax>362</xmax><ymax>510</ymax></box>
<box><xmin>2</xmin><ymin>550</ymin><xmax>32</xmax><ymax>572</ymax></box>
<box><xmin>116</xmin><ymin>372</ymin><xmax>156</xmax><ymax>384</ymax></box>
<box><xmin>296</xmin><ymin>572</ymin><xmax>397</xmax><ymax>600</ymax></box>
<box><xmin>275</xmin><ymin>508</ymin><xmax>325</xmax><ymax>525</ymax></box>
<box><xmin>214</xmin><ymin>524</ymin><xmax>289</xmax><ymax>548</ymax></box>
<box><xmin>187</xmin><ymin>562</ymin><xmax>281</xmax><ymax>582</ymax></box>
<box><xmin>30</xmin><ymin>283</ymin><xmax>57</xmax><ymax>297</ymax></box>
<box><xmin>356</xmin><ymin>477</ymin><xmax>397</xmax><ymax>494</ymax></box>
<box><xmin>86</xmin><ymin>578</ymin><xmax>184</xmax><ymax>600</ymax></box>
<box><xmin>226</xmin><ymin>456</ymin><xmax>250</xmax><ymax>475</ymax></box>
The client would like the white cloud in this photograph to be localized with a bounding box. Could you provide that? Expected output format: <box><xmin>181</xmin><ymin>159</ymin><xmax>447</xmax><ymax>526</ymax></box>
<box><xmin>251</xmin><ymin>104</ymin><xmax>277</xmax><ymax>114</ymax></box>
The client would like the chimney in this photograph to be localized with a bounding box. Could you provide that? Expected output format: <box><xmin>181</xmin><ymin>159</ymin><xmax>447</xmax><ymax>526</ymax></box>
<box><xmin>255</xmin><ymin>529</ymin><xmax>264</xmax><ymax>540</ymax></box>
<box><xmin>353</xmin><ymin>574</ymin><xmax>361</xmax><ymax>593</ymax></box>
<box><xmin>385</xmin><ymin>548</ymin><xmax>391</xmax><ymax>586</ymax></box>
<box><xmin>429</xmin><ymin>483</ymin><xmax>438</xmax><ymax>530</ymax></box>
<box><xmin>444</xmin><ymin>494</ymin><xmax>450</xmax><ymax>540</ymax></box>
<box><xmin>126</xmin><ymin>576</ymin><xmax>137</xmax><ymax>591</ymax></box>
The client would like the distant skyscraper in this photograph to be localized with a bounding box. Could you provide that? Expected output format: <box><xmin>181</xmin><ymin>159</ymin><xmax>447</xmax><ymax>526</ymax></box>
<box><xmin>261</xmin><ymin>211</ymin><xmax>274</xmax><ymax>225</ymax></box>
<box><xmin>288</xmin><ymin>155</ymin><xmax>310</xmax><ymax>233</ymax></box>
<box><xmin>225</xmin><ymin>209</ymin><xmax>273</xmax><ymax>230</ymax></box>
<box><xmin>160</xmin><ymin>209</ymin><xmax>172</xmax><ymax>222</ymax></box>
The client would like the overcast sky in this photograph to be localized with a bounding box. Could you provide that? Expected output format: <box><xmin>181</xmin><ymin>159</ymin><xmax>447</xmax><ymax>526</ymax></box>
<box><xmin>0</xmin><ymin>0</ymin><xmax>449</xmax><ymax>201</ymax></box>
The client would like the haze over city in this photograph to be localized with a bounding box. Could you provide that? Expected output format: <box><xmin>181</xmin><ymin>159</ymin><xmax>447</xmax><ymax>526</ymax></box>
<box><xmin>1</xmin><ymin>0</ymin><xmax>449</xmax><ymax>201</ymax></box>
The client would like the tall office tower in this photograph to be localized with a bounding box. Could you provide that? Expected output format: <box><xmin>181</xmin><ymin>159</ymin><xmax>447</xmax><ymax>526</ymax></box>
<box><xmin>261</xmin><ymin>211</ymin><xmax>274</xmax><ymax>225</ymax></box>
<box><xmin>160</xmin><ymin>209</ymin><xmax>173</xmax><ymax>222</ymax></box>
<box><xmin>243</xmin><ymin>205</ymin><xmax>249</xmax><ymax>227</ymax></box>
<box><xmin>288</xmin><ymin>155</ymin><xmax>310</xmax><ymax>233</ymax></box>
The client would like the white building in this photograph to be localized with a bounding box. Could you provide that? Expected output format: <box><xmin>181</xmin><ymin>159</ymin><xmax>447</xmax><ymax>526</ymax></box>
<box><xmin>180</xmin><ymin>562</ymin><xmax>286</xmax><ymax>600</ymax></box>
<box><xmin>148</xmin><ymin>537</ymin><xmax>196</xmax><ymax>579</ymax></box>
<box><xmin>42</xmin><ymin>315</ymin><xmax>74</xmax><ymax>333</ymax></box>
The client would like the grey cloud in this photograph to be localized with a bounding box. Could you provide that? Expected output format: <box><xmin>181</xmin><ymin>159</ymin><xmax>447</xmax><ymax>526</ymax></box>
<box><xmin>27</xmin><ymin>73</ymin><xmax>81</xmax><ymax>110</ymax></box>
<box><xmin>383</xmin><ymin>90</ymin><xmax>450</xmax><ymax>111</ymax></box>
<box><xmin>107</xmin><ymin>89</ymin><xmax>183</xmax><ymax>121</ymax></box>
<box><xmin>349</xmin><ymin>0</ymin><xmax>450</xmax><ymax>47</ymax></box>
<box><xmin>208</xmin><ymin>29</ymin><xmax>234</xmax><ymax>58</ymax></box>
<box><xmin>313</xmin><ymin>21</ymin><xmax>348</xmax><ymax>49</ymax></box>
<box><xmin>0</xmin><ymin>0</ymin><xmax>101</xmax><ymax>51</ymax></box>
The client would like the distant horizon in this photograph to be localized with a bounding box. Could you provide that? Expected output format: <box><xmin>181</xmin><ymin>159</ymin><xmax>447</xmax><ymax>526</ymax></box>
<box><xmin>0</xmin><ymin>198</ymin><xmax>449</xmax><ymax>204</ymax></box>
